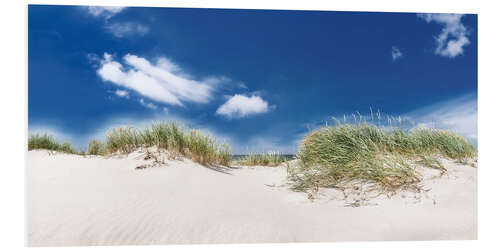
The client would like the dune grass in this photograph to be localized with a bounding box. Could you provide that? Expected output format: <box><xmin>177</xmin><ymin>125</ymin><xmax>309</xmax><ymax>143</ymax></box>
<box><xmin>29</xmin><ymin>122</ymin><xmax>231</xmax><ymax>166</ymax></box>
<box><xmin>100</xmin><ymin>122</ymin><xmax>231</xmax><ymax>166</ymax></box>
<box><xmin>234</xmin><ymin>152</ymin><xmax>289</xmax><ymax>166</ymax></box>
<box><xmin>287</xmin><ymin>119</ymin><xmax>477</xmax><ymax>195</ymax></box>
<box><xmin>28</xmin><ymin>114</ymin><xmax>476</xmax><ymax>184</ymax></box>
<box><xmin>28</xmin><ymin>133</ymin><xmax>76</xmax><ymax>154</ymax></box>
<box><xmin>87</xmin><ymin>140</ymin><xmax>107</xmax><ymax>156</ymax></box>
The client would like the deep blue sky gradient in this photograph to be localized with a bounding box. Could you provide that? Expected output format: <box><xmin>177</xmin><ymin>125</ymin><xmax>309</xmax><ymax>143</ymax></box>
<box><xmin>28</xmin><ymin>6</ymin><xmax>478</xmax><ymax>153</ymax></box>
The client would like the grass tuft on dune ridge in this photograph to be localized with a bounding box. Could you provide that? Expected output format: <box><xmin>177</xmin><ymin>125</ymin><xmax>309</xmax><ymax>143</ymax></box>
<box><xmin>288</xmin><ymin>118</ymin><xmax>477</xmax><ymax>195</ymax></box>
<box><xmin>101</xmin><ymin>122</ymin><xmax>231</xmax><ymax>166</ymax></box>
<box><xmin>87</xmin><ymin>140</ymin><xmax>107</xmax><ymax>156</ymax></box>
<box><xmin>28</xmin><ymin>113</ymin><xmax>476</xmax><ymax>190</ymax></box>
<box><xmin>29</xmin><ymin>122</ymin><xmax>231</xmax><ymax>166</ymax></box>
<box><xmin>28</xmin><ymin>133</ymin><xmax>76</xmax><ymax>154</ymax></box>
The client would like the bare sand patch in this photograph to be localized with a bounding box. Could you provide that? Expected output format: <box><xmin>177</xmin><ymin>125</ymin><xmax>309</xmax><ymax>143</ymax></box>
<box><xmin>27</xmin><ymin>150</ymin><xmax>476</xmax><ymax>246</ymax></box>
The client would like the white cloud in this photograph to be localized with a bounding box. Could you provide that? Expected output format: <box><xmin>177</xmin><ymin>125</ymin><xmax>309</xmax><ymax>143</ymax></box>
<box><xmin>85</xmin><ymin>6</ymin><xmax>147</xmax><ymax>39</ymax></box>
<box><xmin>392</xmin><ymin>46</ymin><xmax>403</xmax><ymax>61</ymax></box>
<box><xmin>417</xmin><ymin>13</ymin><xmax>470</xmax><ymax>58</ymax></box>
<box><xmin>157</xmin><ymin>57</ymin><xmax>181</xmax><ymax>73</ymax></box>
<box><xmin>96</xmin><ymin>53</ymin><xmax>219</xmax><ymax>106</ymax></box>
<box><xmin>104</xmin><ymin>22</ymin><xmax>149</xmax><ymax>38</ymax></box>
<box><xmin>86</xmin><ymin>6</ymin><xmax>126</xmax><ymax>19</ymax></box>
<box><xmin>113</xmin><ymin>89</ymin><xmax>129</xmax><ymax>98</ymax></box>
<box><xmin>139</xmin><ymin>98</ymin><xmax>158</xmax><ymax>110</ymax></box>
<box><xmin>216</xmin><ymin>94</ymin><xmax>270</xmax><ymax>118</ymax></box>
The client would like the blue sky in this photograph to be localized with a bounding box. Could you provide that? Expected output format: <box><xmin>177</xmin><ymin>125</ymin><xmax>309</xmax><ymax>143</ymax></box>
<box><xmin>28</xmin><ymin>5</ymin><xmax>477</xmax><ymax>153</ymax></box>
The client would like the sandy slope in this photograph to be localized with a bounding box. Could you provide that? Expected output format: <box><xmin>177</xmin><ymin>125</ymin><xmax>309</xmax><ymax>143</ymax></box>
<box><xmin>26</xmin><ymin>149</ymin><xmax>476</xmax><ymax>246</ymax></box>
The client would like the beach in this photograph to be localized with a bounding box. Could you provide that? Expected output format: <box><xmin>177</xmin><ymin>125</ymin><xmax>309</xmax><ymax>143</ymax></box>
<box><xmin>27</xmin><ymin>149</ymin><xmax>476</xmax><ymax>246</ymax></box>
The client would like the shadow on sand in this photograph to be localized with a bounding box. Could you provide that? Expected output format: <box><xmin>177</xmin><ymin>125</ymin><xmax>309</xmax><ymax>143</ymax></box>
<box><xmin>201</xmin><ymin>164</ymin><xmax>240</xmax><ymax>175</ymax></box>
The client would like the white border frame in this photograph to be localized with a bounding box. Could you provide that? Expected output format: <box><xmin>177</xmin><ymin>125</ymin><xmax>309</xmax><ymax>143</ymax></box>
<box><xmin>1</xmin><ymin>1</ymin><xmax>498</xmax><ymax>249</ymax></box>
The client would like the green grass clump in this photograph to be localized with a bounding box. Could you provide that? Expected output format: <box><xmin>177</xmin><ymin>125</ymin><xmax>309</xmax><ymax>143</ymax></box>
<box><xmin>28</xmin><ymin>122</ymin><xmax>231</xmax><ymax>166</ymax></box>
<box><xmin>87</xmin><ymin>139</ymin><xmax>107</xmax><ymax>155</ymax></box>
<box><xmin>288</xmin><ymin>121</ymin><xmax>477</xmax><ymax>194</ymax></box>
<box><xmin>235</xmin><ymin>152</ymin><xmax>289</xmax><ymax>166</ymax></box>
<box><xmin>105</xmin><ymin>127</ymin><xmax>142</xmax><ymax>154</ymax></box>
<box><xmin>102</xmin><ymin>122</ymin><xmax>231</xmax><ymax>166</ymax></box>
<box><xmin>28</xmin><ymin>133</ymin><xmax>76</xmax><ymax>154</ymax></box>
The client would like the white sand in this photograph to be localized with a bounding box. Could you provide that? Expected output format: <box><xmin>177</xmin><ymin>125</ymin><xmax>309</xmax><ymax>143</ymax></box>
<box><xmin>27</xmin><ymin>149</ymin><xmax>476</xmax><ymax>246</ymax></box>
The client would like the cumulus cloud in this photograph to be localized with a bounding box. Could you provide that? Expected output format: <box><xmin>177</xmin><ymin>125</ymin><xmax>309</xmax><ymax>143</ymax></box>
<box><xmin>86</xmin><ymin>6</ymin><xmax>126</xmax><ymax>19</ymax></box>
<box><xmin>96</xmin><ymin>53</ymin><xmax>220</xmax><ymax>106</ymax></box>
<box><xmin>216</xmin><ymin>94</ymin><xmax>270</xmax><ymax>118</ymax></box>
<box><xmin>104</xmin><ymin>22</ymin><xmax>149</xmax><ymax>38</ymax></box>
<box><xmin>417</xmin><ymin>13</ymin><xmax>470</xmax><ymax>58</ymax></box>
<box><xmin>392</xmin><ymin>46</ymin><xmax>403</xmax><ymax>61</ymax></box>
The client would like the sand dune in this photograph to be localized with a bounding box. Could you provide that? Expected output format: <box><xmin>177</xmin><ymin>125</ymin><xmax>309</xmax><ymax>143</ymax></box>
<box><xmin>27</xmin><ymin>149</ymin><xmax>476</xmax><ymax>246</ymax></box>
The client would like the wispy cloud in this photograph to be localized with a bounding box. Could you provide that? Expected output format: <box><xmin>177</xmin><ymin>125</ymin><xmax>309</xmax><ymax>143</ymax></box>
<box><xmin>139</xmin><ymin>98</ymin><xmax>158</xmax><ymax>110</ymax></box>
<box><xmin>216</xmin><ymin>94</ymin><xmax>271</xmax><ymax>119</ymax></box>
<box><xmin>392</xmin><ymin>46</ymin><xmax>403</xmax><ymax>61</ymax></box>
<box><xmin>96</xmin><ymin>53</ymin><xmax>223</xmax><ymax>106</ymax></box>
<box><xmin>86</xmin><ymin>6</ymin><xmax>126</xmax><ymax>19</ymax></box>
<box><xmin>407</xmin><ymin>94</ymin><xmax>477</xmax><ymax>145</ymax></box>
<box><xmin>104</xmin><ymin>22</ymin><xmax>149</xmax><ymax>38</ymax></box>
<box><xmin>85</xmin><ymin>6</ymin><xmax>149</xmax><ymax>39</ymax></box>
<box><xmin>417</xmin><ymin>13</ymin><xmax>470</xmax><ymax>58</ymax></box>
<box><xmin>113</xmin><ymin>89</ymin><xmax>129</xmax><ymax>98</ymax></box>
